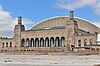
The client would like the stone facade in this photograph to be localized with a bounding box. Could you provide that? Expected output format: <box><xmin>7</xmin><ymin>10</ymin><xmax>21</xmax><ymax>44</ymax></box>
<box><xmin>0</xmin><ymin>11</ymin><xmax>100</xmax><ymax>52</ymax></box>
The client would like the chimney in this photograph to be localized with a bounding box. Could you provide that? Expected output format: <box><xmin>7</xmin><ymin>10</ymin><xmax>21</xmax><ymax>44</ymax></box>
<box><xmin>18</xmin><ymin>16</ymin><xmax>22</xmax><ymax>25</ymax></box>
<box><xmin>70</xmin><ymin>11</ymin><xmax>74</xmax><ymax>20</ymax></box>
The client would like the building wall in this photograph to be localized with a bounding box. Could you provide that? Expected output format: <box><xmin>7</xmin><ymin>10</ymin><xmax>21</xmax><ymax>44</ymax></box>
<box><xmin>21</xmin><ymin>29</ymin><xmax>67</xmax><ymax>48</ymax></box>
<box><xmin>0</xmin><ymin>16</ymin><xmax>99</xmax><ymax>52</ymax></box>
<box><xmin>75</xmin><ymin>34</ymin><xmax>96</xmax><ymax>47</ymax></box>
<box><xmin>0</xmin><ymin>38</ymin><xmax>14</xmax><ymax>48</ymax></box>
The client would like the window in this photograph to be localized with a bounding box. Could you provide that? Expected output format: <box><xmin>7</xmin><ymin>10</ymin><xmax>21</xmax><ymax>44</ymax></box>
<box><xmin>10</xmin><ymin>42</ymin><xmax>12</xmax><ymax>47</ymax></box>
<box><xmin>90</xmin><ymin>39</ymin><xmax>93</xmax><ymax>45</ymax></box>
<box><xmin>78</xmin><ymin>33</ymin><xmax>82</xmax><ymax>35</ymax></box>
<box><xmin>2</xmin><ymin>42</ymin><xmax>4</xmax><ymax>48</ymax></box>
<box><xmin>84</xmin><ymin>39</ymin><xmax>87</xmax><ymax>46</ymax></box>
<box><xmin>6</xmin><ymin>42</ymin><xmax>8</xmax><ymax>48</ymax></box>
<box><xmin>78</xmin><ymin>40</ymin><xmax>81</xmax><ymax>47</ymax></box>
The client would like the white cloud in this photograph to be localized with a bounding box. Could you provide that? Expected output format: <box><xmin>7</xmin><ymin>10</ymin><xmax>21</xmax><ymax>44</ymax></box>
<box><xmin>93</xmin><ymin>1</ymin><xmax>100</xmax><ymax>16</ymax></box>
<box><xmin>0</xmin><ymin>5</ymin><xmax>14</xmax><ymax>37</ymax></box>
<box><xmin>55</xmin><ymin>0</ymin><xmax>100</xmax><ymax>16</ymax></box>
<box><xmin>0</xmin><ymin>5</ymin><xmax>34</xmax><ymax>37</ymax></box>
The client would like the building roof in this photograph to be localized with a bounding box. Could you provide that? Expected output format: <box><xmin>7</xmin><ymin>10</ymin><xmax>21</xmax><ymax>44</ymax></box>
<box><xmin>31</xmin><ymin>16</ymin><xmax>100</xmax><ymax>33</ymax></box>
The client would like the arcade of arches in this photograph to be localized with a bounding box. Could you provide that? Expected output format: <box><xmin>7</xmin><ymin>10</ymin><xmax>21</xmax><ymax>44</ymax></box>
<box><xmin>21</xmin><ymin>37</ymin><xmax>65</xmax><ymax>47</ymax></box>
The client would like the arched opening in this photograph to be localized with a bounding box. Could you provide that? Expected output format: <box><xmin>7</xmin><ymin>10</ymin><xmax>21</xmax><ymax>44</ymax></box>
<box><xmin>50</xmin><ymin>37</ymin><xmax>54</xmax><ymax>47</ymax></box>
<box><xmin>26</xmin><ymin>38</ymin><xmax>29</xmax><ymax>47</ymax></box>
<box><xmin>45</xmin><ymin>37</ymin><xmax>49</xmax><ymax>47</ymax></box>
<box><xmin>21</xmin><ymin>38</ymin><xmax>25</xmax><ymax>47</ymax></box>
<box><xmin>40</xmin><ymin>38</ymin><xmax>44</xmax><ymax>47</ymax></box>
<box><xmin>61</xmin><ymin>37</ymin><xmax>65</xmax><ymax>47</ymax></box>
<box><xmin>35</xmin><ymin>38</ymin><xmax>39</xmax><ymax>47</ymax></box>
<box><xmin>30</xmin><ymin>38</ymin><xmax>34</xmax><ymax>47</ymax></box>
<box><xmin>55</xmin><ymin>37</ymin><xmax>60</xmax><ymax>47</ymax></box>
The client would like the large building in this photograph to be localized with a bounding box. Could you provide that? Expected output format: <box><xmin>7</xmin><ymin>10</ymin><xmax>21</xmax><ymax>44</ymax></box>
<box><xmin>0</xmin><ymin>11</ymin><xmax>100</xmax><ymax>51</ymax></box>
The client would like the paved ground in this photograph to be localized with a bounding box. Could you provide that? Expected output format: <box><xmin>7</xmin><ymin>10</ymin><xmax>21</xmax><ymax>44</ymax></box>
<box><xmin>0</xmin><ymin>54</ymin><xmax>100</xmax><ymax>66</ymax></box>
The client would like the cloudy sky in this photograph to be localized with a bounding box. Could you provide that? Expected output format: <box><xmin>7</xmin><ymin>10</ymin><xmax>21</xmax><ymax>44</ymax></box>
<box><xmin>0</xmin><ymin>0</ymin><xmax>99</xmax><ymax>37</ymax></box>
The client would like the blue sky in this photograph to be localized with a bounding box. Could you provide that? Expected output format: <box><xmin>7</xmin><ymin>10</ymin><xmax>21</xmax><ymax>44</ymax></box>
<box><xmin>0</xmin><ymin>0</ymin><xmax>99</xmax><ymax>21</ymax></box>
<box><xmin>0</xmin><ymin>0</ymin><xmax>99</xmax><ymax>37</ymax></box>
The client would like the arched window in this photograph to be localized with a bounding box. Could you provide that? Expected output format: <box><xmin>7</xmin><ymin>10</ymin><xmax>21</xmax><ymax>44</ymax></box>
<box><xmin>78</xmin><ymin>40</ymin><xmax>81</xmax><ymax>47</ymax></box>
<box><xmin>61</xmin><ymin>37</ymin><xmax>65</xmax><ymax>47</ymax></box>
<box><xmin>6</xmin><ymin>42</ymin><xmax>8</xmax><ymax>48</ymax></box>
<box><xmin>55</xmin><ymin>37</ymin><xmax>60</xmax><ymax>47</ymax></box>
<box><xmin>2</xmin><ymin>42</ymin><xmax>4</xmax><ymax>48</ymax></box>
<box><xmin>21</xmin><ymin>38</ymin><xmax>25</xmax><ymax>47</ymax></box>
<box><xmin>35</xmin><ymin>38</ymin><xmax>39</xmax><ymax>47</ymax></box>
<box><xmin>10</xmin><ymin>42</ymin><xmax>12</xmax><ymax>47</ymax></box>
<box><xmin>84</xmin><ymin>39</ymin><xmax>87</xmax><ymax>46</ymax></box>
<box><xmin>90</xmin><ymin>39</ymin><xmax>93</xmax><ymax>45</ymax></box>
<box><xmin>40</xmin><ymin>38</ymin><xmax>44</xmax><ymax>47</ymax></box>
<box><xmin>45</xmin><ymin>37</ymin><xmax>49</xmax><ymax>47</ymax></box>
<box><xmin>50</xmin><ymin>37</ymin><xmax>54</xmax><ymax>47</ymax></box>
